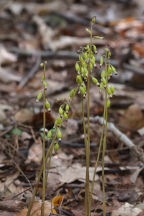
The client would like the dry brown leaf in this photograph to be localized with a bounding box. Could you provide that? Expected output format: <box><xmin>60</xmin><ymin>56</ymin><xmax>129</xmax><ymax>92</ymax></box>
<box><xmin>0</xmin><ymin>67</ymin><xmax>21</xmax><ymax>83</ymax></box>
<box><xmin>14</xmin><ymin>109</ymin><xmax>34</xmax><ymax>123</ymax></box>
<box><xmin>0</xmin><ymin>46</ymin><xmax>17</xmax><ymax>65</ymax></box>
<box><xmin>15</xmin><ymin>200</ymin><xmax>56</xmax><ymax>216</ymax></box>
<box><xmin>112</xmin><ymin>202</ymin><xmax>142</xmax><ymax>216</ymax></box>
<box><xmin>25</xmin><ymin>137</ymin><xmax>42</xmax><ymax>165</ymax></box>
<box><xmin>119</xmin><ymin>104</ymin><xmax>144</xmax><ymax>130</ymax></box>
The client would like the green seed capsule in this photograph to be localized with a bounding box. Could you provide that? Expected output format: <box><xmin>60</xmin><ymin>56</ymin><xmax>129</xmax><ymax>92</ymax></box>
<box><xmin>93</xmin><ymin>45</ymin><xmax>97</xmax><ymax>53</ymax></box>
<box><xmin>92</xmin><ymin>77</ymin><xmax>98</xmax><ymax>85</ymax></box>
<box><xmin>82</xmin><ymin>68</ymin><xmax>88</xmax><ymax>78</ymax></box>
<box><xmin>76</xmin><ymin>75</ymin><xmax>83</xmax><ymax>85</ymax></box>
<box><xmin>89</xmin><ymin>63</ymin><xmax>93</xmax><ymax>71</ymax></box>
<box><xmin>47</xmin><ymin>130</ymin><xmax>52</xmax><ymax>139</ymax></box>
<box><xmin>46</xmin><ymin>100</ymin><xmax>50</xmax><ymax>110</ymax></box>
<box><xmin>65</xmin><ymin>104</ymin><xmax>69</xmax><ymax>112</ymax></box>
<box><xmin>40</xmin><ymin>63</ymin><xmax>44</xmax><ymax>67</ymax></box>
<box><xmin>108</xmin><ymin>51</ymin><xmax>111</xmax><ymax>58</ymax></box>
<box><xmin>54</xmin><ymin>142</ymin><xmax>59</xmax><ymax>152</ymax></box>
<box><xmin>79</xmin><ymin>55</ymin><xmax>83</xmax><ymax>63</ymax></box>
<box><xmin>86</xmin><ymin>28</ymin><xmax>91</xmax><ymax>34</ymax></box>
<box><xmin>36</xmin><ymin>91</ymin><xmax>42</xmax><ymax>101</ymax></box>
<box><xmin>81</xmin><ymin>82</ymin><xmax>86</xmax><ymax>91</ymax></box>
<box><xmin>91</xmin><ymin>17</ymin><xmax>95</xmax><ymax>24</ymax></box>
<box><xmin>57</xmin><ymin>128</ymin><xmax>62</xmax><ymax>140</ymax></box>
<box><xmin>43</xmin><ymin>81</ymin><xmax>47</xmax><ymax>88</ymax></box>
<box><xmin>59</xmin><ymin>107</ymin><xmax>63</xmax><ymax>115</ymax></box>
<box><xmin>95</xmin><ymin>36</ymin><xmax>104</xmax><ymax>39</ymax></box>
<box><xmin>110</xmin><ymin>85</ymin><xmax>115</xmax><ymax>94</ymax></box>
<box><xmin>79</xmin><ymin>86</ymin><xmax>85</xmax><ymax>96</ymax></box>
<box><xmin>100</xmin><ymin>83</ymin><xmax>103</xmax><ymax>91</ymax></box>
<box><xmin>69</xmin><ymin>89</ymin><xmax>75</xmax><ymax>99</ymax></box>
<box><xmin>108</xmin><ymin>65</ymin><xmax>112</xmax><ymax>78</ymax></box>
<box><xmin>64</xmin><ymin>112</ymin><xmax>68</xmax><ymax>120</ymax></box>
<box><xmin>106</xmin><ymin>87</ymin><xmax>111</xmax><ymax>95</ymax></box>
<box><xmin>100</xmin><ymin>56</ymin><xmax>103</xmax><ymax>66</ymax></box>
<box><xmin>111</xmin><ymin>65</ymin><xmax>116</xmax><ymax>73</ymax></box>
<box><xmin>75</xmin><ymin>62</ymin><xmax>80</xmax><ymax>72</ymax></box>
<box><xmin>83</xmin><ymin>52</ymin><xmax>88</xmax><ymax>61</ymax></box>
<box><xmin>105</xmin><ymin>48</ymin><xmax>109</xmax><ymax>53</ymax></box>
<box><xmin>101</xmin><ymin>70</ymin><xmax>106</xmax><ymax>78</ymax></box>
<box><xmin>102</xmin><ymin>77</ymin><xmax>106</xmax><ymax>85</ymax></box>
<box><xmin>107</xmin><ymin>99</ymin><xmax>111</xmax><ymax>108</ymax></box>
<box><xmin>82</xmin><ymin>61</ymin><xmax>87</xmax><ymax>68</ymax></box>
<box><xmin>57</xmin><ymin>117</ymin><xmax>62</xmax><ymax>125</ymax></box>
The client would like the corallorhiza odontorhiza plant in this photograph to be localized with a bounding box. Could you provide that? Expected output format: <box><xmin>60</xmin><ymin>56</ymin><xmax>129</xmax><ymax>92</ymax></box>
<box><xmin>26</xmin><ymin>17</ymin><xmax>117</xmax><ymax>216</ymax></box>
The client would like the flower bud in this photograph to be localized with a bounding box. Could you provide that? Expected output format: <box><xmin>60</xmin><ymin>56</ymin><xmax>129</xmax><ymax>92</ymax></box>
<box><xmin>92</xmin><ymin>77</ymin><xmax>98</xmax><ymax>85</ymax></box>
<box><xmin>46</xmin><ymin>100</ymin><xmax>51</xmax><ymax>111</ymax></box>
<box><xmin>111</xmin><ymin>65</ymin><xmax>116</xmax><ymax>73</ymax></box>
<box><xmin>106</xmin><ymin>87</ymin><xmax>111</xmax><ymax>95</ymax></box>
<box><xmin>65</xmin><ymin>104</ymin><xmax>69</xmax><ymax>112</ymax></box>
<box><xmin>102</xmin><ymin>77</ymin><xmax>106</xmax><ymax>86</ymax></box>
<box><xmin>47</xmin><ymin>130</ymin><xmax>52</xmax><ymax>139</ymax></box>
<box><xmin>40</xmin><ymin>63</ymin><xmax>44</xmax><ymax>67</ymax></box>
<box><xmin>83</xmin><ymin>52</ymin><xmax>88</xmax><ymax>61</ymax></box>
<box><xmin>110</xmin><ymin>85</ymin><xmax>115</xmax><ymax>94</ymax></box>
<box><xmin>101</xmin><ymin>70</ymin><xmax>105</xmax><ymax>79</ymax></box>
<box><xmin>36</xmin><ymin>91</ymin><xmax>42</xmax><ymax>102</ymax></box>
<box><xmin>57</xmin><ymin>128</ymin><xmax>62</xmax><ymax>141</ymax></box>
<box><xmin>108</xmin><ymin>51</ymin><xmax>111</xmax><ymax>58</ymax></box>
<box><xmin>75</xmin><ymin>62</ymin><xmax>80</xmax><ymax>72</ymax></box>
<box><xmin>64</xmin><ymin>112</ymin><xmax>68</xmax><ymax>120</ymax></box>
<box><xmin>76</xmin><ymin>75</ymin><xmax>83</xmax><ymax>85</ymax></box>
<box><xmin>79</xmin><ymin>55</ymin><xmax>83</xmax><ymax>63</ymax></box>
<box><xmin>93</xmin><ymin>45</ymin><xmax>97</xmax><ymax>53</ymax></box>
<box><xmin>69</xmin><ymin>89</ymin><xmax>75</xmax><ymax>99</ymax></box>
<box><xmin>95</xmin><ymin>36</ymin><xmax>104</xmax><ymax>39</ymax></box>
<box><xmin>108</xmin><ymin>65</ymin><xmax>112</xmax><ymax>78</ymax></box>
<box><xmin>43</xmin><ymin>81</ymin><xmax>47</xmax><ymax>88</ymax></box>
<box><xmin>86</xmin><ymin>28</ymin><xmax>91</xmax><ymax>34</ymax></box>
<box><xmin>100</xmin><ymin>56</ymin><xmax>103</xmax><ymax>66</ymax></box>
<box><xmin>107</xmin><ymin>99</ymin><xmax>111</xmax><ymax>108</ymax></box>
<box><xmin>91</xmin><ymin>17</ymin><xmax>96</xmax><ymax>24</ymax></box>
<box><xmin>54</xmin><ymin>142</ymin><xmax>59</xmax><ymax>152</ymax></box>
<box><xmin>59</xmin><ymin>107</ymin><xmax>63</xmax><ymax>115</ymax></box>
<box><xmin>79</xmin><ymin>86</ymin><xmax>85</xmax><ymax>96</ymax></box>
<box><xmin>89</xmin><ymin>63</ymin><xmax>93</xmax><ymax>71</ymax></box>
<box><xmin>100</xmin><ymin>83</ymin><xmax>103</xmax><ymax>91</ymax></box>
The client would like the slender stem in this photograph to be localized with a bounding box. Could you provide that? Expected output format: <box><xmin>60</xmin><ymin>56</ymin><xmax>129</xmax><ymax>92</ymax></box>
<box><xmin>41</xmin><ymin>64</ymin><xmax>46</xmax><ymax>216</ymax></box>
<box><xmin>26</xmin><ymin>132</ymin><xmax>57</xmax><ymax>216</ymax></box>
<box><xmin>82</xmin><ymin>99</ymin><xmax>88</xmax><ymax>213</ymax></box>
<box><xmin>91</xmin><ymin>105</ymin><xmax>106</xmax><ymax>197</ymax></box>
<box><xmin>85</xmin><ymin>22</ymin><xmax>93</xmax><ymax>216</ymax></box>
<box><xmin>102</xmin><ymin>51</ymin><xmax>108</xmax><ymax>216</ymax></box>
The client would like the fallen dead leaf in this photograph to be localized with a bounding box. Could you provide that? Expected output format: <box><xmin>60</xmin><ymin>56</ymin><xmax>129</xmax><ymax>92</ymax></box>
<box><xmin>112</xmin><ymin>202</ymin><xmax>142</xmax><ymax>216</ymax></box>
<box><xmin>15</xmin><ymin>200</ymin><xmax>56</xmax><ymax>216</ymax></box>
<box><xmin>14</xmin><ymin>109</ymin><xmax>34</xmax><ymax>123</ymax></box>
<box><xmin>25</xmin><ymin>137</ymin><xmax>42</xmax><ymax>165</ymax></box>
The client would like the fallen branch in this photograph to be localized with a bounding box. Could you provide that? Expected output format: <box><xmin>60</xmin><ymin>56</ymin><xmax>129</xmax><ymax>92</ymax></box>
<box><xmin>9</xmin><ymin>47</ymin><xmax>144</xmax><ymax>75</ymax></box>
<box><xmin>87</xmin><ymin>116</ymin><xmax>144</xmax><ymax>162</ymax></box>
<box><xmin>18</xmin><ymin>56</ymin><xmax>41</xmax><ymax>88</ymax></box>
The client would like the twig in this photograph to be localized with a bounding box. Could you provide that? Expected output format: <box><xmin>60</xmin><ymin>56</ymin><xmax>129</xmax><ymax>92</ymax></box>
<box><xmin>9</xmin><ymin>47</ymin><xmax>144</xmax><ymax>75</ymax></box>
<box><xmin>18</xmin><ymin>56</ymin><xmax>41</xmax><ymax>88</ymax></box>
<box><xmin>89</xmin><ymin>116</ymin><xmax>144</xmax><ymax>162</ymax></box>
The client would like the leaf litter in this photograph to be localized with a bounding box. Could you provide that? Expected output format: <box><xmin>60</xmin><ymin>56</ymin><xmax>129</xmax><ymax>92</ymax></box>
<box><xmin>0</xmin><ymin>0</ymin><xmax>144</xmax><ymax>215</ymax></box>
